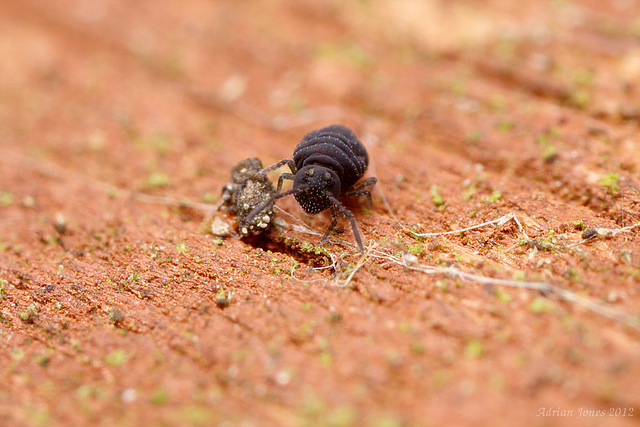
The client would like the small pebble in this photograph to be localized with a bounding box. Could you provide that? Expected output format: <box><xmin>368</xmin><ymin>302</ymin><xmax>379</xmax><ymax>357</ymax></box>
<box><xmin>210</xmin><ymin>215</ymin><xmax>231</xmax><ymax>237</ymax></box>
<box><xmin>121</xmin><ymin>388</ymin><xmax>137</xmax><ymax>404</ymax></box>
<box><xmin>581</xmin><ymin>229</ymin><xmax>598</xmax><ymax>240</ymax></box>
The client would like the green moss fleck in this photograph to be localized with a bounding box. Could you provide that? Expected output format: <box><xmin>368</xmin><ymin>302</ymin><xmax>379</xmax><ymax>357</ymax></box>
<box><xmin>485</xmin><ymin>191</ymin><xmax>502</xmax><ymax>204</ymax></box>
<box><xmin>151</xmin><ymin>387</ymin><xmax>169</xmax><ymax>405</ymax></box>
<box><xmin>599</xmin><ymin>172</ymin><xmax>620</xmax><ymax>194</ymax></box>
<box><xmin>0</xmin><ymin>191</ymin><xmax>14</xmax><ymax>207</ymax></box>
<box><xmin>430</xmin><ymin>185</ymin><xmax>445</xmax><ymax>207</ymax></box>
<box><xmin>20</xmin><ymin>305</ymin><xmax>38</xmax><ymax>323</ymax></box>
<box><xmin>464</xmin><ymin>339</ymin><xmax>484</xmax><ymax>358</ymax></box>
<box><xmin>104</xmin><ymin>349</ymin><xmax>128</xmax><ymax>367</ymax></box>
<box><xmin>529</xmin><ymin>297</ymin><xmax>554</xmax><ymax>314</ymax></box>
<box><xmin>494</xmin><ymin>289</ymin><xmax>512</xmax><ymax>304</ymax></box>
<box><xmin>146</xmin><ymin>172</ymin><xmax>170</xmax><ymax>189</ymax></box>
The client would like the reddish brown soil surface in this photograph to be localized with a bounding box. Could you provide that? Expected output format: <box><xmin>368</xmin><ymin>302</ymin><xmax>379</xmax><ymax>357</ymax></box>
<box><xmin>2</xmin><ymin>1</ymin><xmax>640</xmax><ymax>426</ymax></box>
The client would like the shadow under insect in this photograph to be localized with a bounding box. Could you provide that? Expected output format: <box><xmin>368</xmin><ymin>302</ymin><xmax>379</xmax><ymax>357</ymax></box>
<box><xmin>214</xmin><ymin>157</ymin><xmax>331</xmax><ymax>266</ymax></box>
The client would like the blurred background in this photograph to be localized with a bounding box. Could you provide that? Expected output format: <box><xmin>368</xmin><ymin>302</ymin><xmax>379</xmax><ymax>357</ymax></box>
<box><xmin>1</xmin><ymin>1</ymin><xmax>640</xmax><ymax>426</ymax></box>
<box><xmin>2</xmin><ymin>0</ymin><xmax>639</xmax><ymax>197</ymax></box>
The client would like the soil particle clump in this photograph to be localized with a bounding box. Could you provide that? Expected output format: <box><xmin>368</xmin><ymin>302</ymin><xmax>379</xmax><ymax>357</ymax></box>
<box><xmin>219</xmin><ymin>157</ymin><xmax>276</xmax><ymax>236</ymax></box>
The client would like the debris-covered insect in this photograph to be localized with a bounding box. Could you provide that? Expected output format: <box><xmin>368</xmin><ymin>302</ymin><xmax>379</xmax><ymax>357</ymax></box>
<box><xmin>219</xmin><ymin>157</ymin><xmax>276</xmax><ymax>236</ymax></box>
<box><xmin>245</xmin><ymin>125</ymin><xmax>376</xmax><ymax>251</ymax></box>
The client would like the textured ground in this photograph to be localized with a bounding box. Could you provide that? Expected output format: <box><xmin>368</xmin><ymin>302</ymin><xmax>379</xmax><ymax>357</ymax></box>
<box><xmin>1</xmin><ymin>1</ymin><xmax>640</xmax><ymax>426</ymax></box>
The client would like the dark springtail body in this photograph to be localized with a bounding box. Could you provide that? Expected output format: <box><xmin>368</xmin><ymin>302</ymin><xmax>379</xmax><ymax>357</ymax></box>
<box><xmin>245</xmin><ymin>125</ymin><xmax>376</xmax><ymax>251</ymax></box>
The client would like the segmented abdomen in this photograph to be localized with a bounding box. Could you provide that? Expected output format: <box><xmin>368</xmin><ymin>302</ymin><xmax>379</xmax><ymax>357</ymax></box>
<box><xmin>293</xmin><ymin>125</ymin><xmax>368</xmax><ymax>193</ymax></box>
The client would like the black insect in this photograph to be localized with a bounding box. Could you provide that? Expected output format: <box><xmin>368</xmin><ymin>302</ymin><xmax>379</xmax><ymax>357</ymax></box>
<box><xmin>245</xmin><ymin>125</ymin><xmax>376</xmax><ymax>251</ymax></box>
